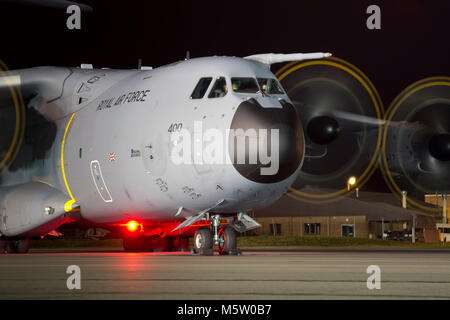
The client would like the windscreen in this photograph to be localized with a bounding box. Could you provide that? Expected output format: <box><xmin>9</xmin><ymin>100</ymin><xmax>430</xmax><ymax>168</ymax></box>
<box><xmin>257</xmin><ymin>78</ymin><xmax>285</xmax><ymax>94</ymax></box>
<box><xmin>190</xmin><ymin>77</ymin><xmax>213</xmax><ymax>99</ymax></box>
<box><xmin>231</xmin><ymin>77</ymin><xmax>259</xmax><ymax>94</ymax></box>
<box><xmin>208</xmin><ymin>77</ymin><xmax>228</xmax><ymax>98</ymax></box>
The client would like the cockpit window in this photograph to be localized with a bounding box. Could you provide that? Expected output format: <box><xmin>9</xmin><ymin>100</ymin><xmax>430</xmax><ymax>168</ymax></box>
<box><xmin>257</xmin><ymin>78</ymin><xmax>285</xmax><ymax>95</ymax></box>
<box><xmin>231</xmin><ymin>77</ymin><xmax>259</xmax><ymax>93</ymax></box>
<box><xmin>190</xmin><ymin>77</ymin><xmax>213</xmax><ymax>99</ymax></box>
<box><xmin>208</xmin><ymin>77</ymin><xmax>228</xmax><ymax>98</ymax></box>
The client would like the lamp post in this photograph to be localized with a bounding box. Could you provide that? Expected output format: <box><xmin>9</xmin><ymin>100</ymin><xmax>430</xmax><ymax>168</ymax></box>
<box><xmin>347</xmin><ymin>176</ymin><xmax>356</xmax><ymax>192</ymax></box>
<box><xmin>443</xmin><ymin>194</ymin><xmax>447</xmax><ymax>224</ymax></box>
<box><xmin>402</xmin><ymin>191</ymin><xmax>407</xmax><ymax>209</ymax></box>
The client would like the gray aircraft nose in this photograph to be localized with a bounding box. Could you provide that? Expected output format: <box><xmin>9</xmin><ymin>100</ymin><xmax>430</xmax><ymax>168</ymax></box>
<box><xmin>228</xmin><ymin>99</ymin><xmax>304</xmax><ymax>183</ymax></box>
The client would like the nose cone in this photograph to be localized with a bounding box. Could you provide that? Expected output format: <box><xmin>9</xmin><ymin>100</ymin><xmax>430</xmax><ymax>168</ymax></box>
<box><xmin>228</xmin><ymin>99</ymin><xmax>304</xmax><ymax>183</ymax></box>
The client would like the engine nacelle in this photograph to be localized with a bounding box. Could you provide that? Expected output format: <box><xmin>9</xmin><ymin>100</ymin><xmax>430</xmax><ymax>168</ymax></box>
<box><xmin>382</xmin><ymin>77</ymin><xmax>450</xmax><ymax>205</ymax></box>
<box><xmin>0</xmin><ymin>182</ymin><xmax>73</xmax><ymax>237</ymax></box>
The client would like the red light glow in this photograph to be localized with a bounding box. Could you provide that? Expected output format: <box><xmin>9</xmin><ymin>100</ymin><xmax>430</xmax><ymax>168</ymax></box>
<box><xmin>127</xmin><ymin>220</ymin><xmax>139</xmax><ymax>232</ymax></box>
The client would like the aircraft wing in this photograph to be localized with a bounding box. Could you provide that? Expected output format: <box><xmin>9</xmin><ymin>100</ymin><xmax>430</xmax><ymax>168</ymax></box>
<box><xmin>0</xmin><ymin>67</ymin><xmax>75</xmax><ymax>120</ymax></box>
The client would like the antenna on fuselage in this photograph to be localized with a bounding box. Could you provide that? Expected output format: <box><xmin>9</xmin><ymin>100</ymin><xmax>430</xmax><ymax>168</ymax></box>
<box><xmin>137</xmin><ymin>58</ymin><xmax>153</xmax><ymax>71</ymax></box>
<box><xmin>185</xmin><ymin>51</ymin><xmax>190</xmax><ymax>60</ymax></box>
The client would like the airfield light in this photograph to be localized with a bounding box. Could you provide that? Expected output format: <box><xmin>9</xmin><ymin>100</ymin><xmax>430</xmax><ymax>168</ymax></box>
<box><xmin>127</xmin><ymin>220</ymin><xmax>139</xmax><ymax>232</ymax></box>
<box><xmin>347</xmin><ymin>176</ymin><xmax>357</xmax><ymax>191</ymax></box>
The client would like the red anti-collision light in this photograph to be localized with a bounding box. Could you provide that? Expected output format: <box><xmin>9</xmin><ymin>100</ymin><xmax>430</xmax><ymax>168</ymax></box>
<box><xmin>127</xmin><ymin>220</ymin><xmax>139</xmax><ymax>232</ymax></box>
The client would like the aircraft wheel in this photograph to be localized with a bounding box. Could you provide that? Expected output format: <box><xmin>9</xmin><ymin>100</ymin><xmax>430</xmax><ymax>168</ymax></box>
<box><xmin>12</xmin><ymin>238</ymin><xmax>30</xmax><ymax>254</ymax></box>
<box><xmin>218</xmin><ymin>227</ymin><xmax>237</xmax><ymax>255</ymax></box>
<box><xmin>194</xmin><ymin>227</ymin><xmax>213</xmax><ymax>253</ymax></box>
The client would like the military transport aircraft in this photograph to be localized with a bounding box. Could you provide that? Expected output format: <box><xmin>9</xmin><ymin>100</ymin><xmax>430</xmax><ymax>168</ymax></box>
<box><xmin>0</xmin><ymin>52</ymin><xmax>332</xmax><ymax>254</ymax></box>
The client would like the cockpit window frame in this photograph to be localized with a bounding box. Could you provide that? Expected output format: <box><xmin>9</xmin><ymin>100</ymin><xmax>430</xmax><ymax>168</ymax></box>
<box><xmin>257</xmin><ymin>78</ymin><xmax>285</xmax><ymax>95</ymax></box>
<box><xmin>190</xmin><ymin>77</ymin><xmax>213</xmax><ymax>99</ymax></box>
<box><xmin>230</xmin><ymin>77</ymin><xmax>260</xmax><ymax>94</ymax></box>
<box><xmin>208</xmin><ymin>76</ymin><xmax>228</xmax><ymax>99</ymax></box>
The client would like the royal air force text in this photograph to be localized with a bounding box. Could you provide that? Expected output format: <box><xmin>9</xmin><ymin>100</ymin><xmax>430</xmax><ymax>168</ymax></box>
<box><xmin>96</xmin><ymin>89</ymin><xmax>150</xmax><ymax>111</ymax></box>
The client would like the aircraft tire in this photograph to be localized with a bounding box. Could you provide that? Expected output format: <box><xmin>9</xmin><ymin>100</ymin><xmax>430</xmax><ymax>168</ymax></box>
<box><xmin>194</xmin><ymin>227</ymin><xmax>213</xmax><ymax>253</ymax></box>
<box><xmin>12</xmin><ymin>238</ymin><xmax>30</xmax><ymax>254</ymax></box>
<box><xmin>218</xmin><ymin>227</ymin><xmax>237</xmax><ymax>255</ymax></box>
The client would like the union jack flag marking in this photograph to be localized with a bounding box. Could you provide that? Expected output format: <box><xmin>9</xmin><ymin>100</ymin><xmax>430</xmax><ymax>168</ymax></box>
<box><xmin>108</xmin><ymin>153</ymin><xmax>116</xmax><ymax>161</ymax></box>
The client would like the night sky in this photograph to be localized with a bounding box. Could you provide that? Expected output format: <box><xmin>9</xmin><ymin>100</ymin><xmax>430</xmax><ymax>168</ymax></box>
<box><xmin>1</xmin><ymin>0</ymin><xmax>449</xmax><ymax>193</ymax></box>
<box><xmin>1</xmin><ymin>0</ymin><xmax>449</xmax><ymax>105</ymax></box>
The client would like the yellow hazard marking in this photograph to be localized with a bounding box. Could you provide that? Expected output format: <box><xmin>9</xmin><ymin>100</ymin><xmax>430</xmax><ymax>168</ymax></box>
<box><xmin>64</xmin><ymin>199</ymin><xmax>76</xmax><ymax>213</ymax></box>
<box><xmin>61</xmin><ymin>113</ymin><xmax>76</xmax><ymax>210</ymax></box>
<box><xmin>0</xmin><ymin>59</ymin><xmax>26</xmax><ymax>175</ymax></box>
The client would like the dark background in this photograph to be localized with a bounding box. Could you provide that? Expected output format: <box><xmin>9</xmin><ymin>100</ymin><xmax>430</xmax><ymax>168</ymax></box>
<box><xmin>1</xmin><ymin>0</ymin><xmax>450</xmax><ymax>106</ymax></box>
<box><xmin>1</xmin><ymin>0</ymin><xmax>449</xmax><ymax>193</ymax></box>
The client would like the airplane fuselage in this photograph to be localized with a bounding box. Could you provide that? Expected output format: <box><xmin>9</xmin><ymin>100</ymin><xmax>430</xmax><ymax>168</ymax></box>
<box><xmin>0</xmin><ymin>56</ymin><xmax>304</xmax><ymax>236</ymax></box>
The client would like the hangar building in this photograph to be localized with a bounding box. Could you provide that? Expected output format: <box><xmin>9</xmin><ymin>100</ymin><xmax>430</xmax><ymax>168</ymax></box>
<box><xmin>251</xmin><ymin>187</ymin><xmax>438</xmax><ymax>242</ymax></box>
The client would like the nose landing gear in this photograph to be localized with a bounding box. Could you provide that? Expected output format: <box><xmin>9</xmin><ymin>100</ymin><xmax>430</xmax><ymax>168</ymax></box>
<box><xmin>192</xmin><ymin>215</ymin><xmax>240</xmax><ymax>255</ymax></box>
